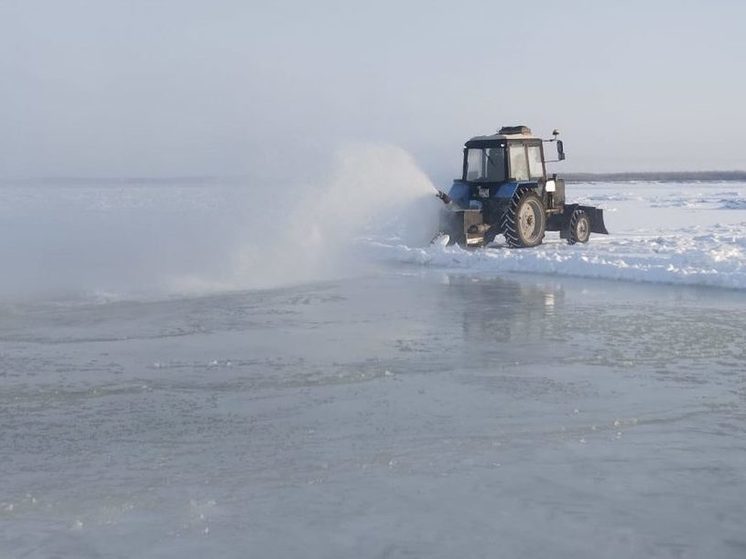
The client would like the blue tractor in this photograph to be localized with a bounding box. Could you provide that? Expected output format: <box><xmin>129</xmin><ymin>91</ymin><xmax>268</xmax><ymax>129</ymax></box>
<box><xmin>436</xmin><ymin>126</ymin><xmax>608</xmax><ymax>248</ymax></box>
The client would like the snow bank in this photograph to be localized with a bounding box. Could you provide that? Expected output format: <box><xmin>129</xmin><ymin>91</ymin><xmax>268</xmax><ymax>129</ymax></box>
<box><xmin>366</xmin><ymin>182</ymin><xmax>746</xmax><ymax>290</ymax></box>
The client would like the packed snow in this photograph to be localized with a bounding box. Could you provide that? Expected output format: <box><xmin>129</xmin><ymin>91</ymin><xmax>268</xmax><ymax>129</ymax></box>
<box><xmin>369</xmin><ymin>182</ymin><xmax>746</xmax><ymax>291</ymax></box>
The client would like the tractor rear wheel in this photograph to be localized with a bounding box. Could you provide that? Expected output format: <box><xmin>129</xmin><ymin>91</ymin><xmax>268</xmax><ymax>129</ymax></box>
<box><xmin>503</xmin><ymin>188</ymin><xmax>546</xmax><ymax>248</ymax></box>
<box><xmin>567</xmin><ymin>209</ymin><xmax>591</xmax><ymax>244</ymax></box>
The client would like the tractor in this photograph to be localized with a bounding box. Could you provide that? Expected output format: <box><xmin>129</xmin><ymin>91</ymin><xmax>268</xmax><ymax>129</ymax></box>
<box><xmin>435</xmin><ymin>126</ymin><xmax>608</xmax><ymax>248</ymax></box>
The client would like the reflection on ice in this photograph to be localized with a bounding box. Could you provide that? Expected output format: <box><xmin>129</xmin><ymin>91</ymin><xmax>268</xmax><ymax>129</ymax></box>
<box><xmin>439</xmin><ymin>275</ymin><xmax>565</xmax><ymax>345</ymax></box>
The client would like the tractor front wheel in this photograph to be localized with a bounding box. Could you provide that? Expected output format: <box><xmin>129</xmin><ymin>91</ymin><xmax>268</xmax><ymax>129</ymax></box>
<box><xmin>503</xmin><ymin>189</ymin><xmax>546</xmax><ymax>248</ymax></box>
<box><xmin>567</xmin><ymin>209</ymin><xmax>591</xmax><ymax>244</ymax></box>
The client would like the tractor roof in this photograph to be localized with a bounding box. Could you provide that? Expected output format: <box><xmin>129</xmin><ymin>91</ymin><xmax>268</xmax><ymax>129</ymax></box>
<box><xmin>465</xmin><ymin>125</ymin><xmax>539</xmax><ymax>148</ymax></box>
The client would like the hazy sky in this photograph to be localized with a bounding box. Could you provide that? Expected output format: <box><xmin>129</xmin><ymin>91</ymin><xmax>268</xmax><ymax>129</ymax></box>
<box><xmin>1</xmin><ymin>0</ymin><xmax>745</xmax><ymax>181</ymax></box>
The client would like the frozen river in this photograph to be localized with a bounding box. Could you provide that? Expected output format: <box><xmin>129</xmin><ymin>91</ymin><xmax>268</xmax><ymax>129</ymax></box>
<box><xmin>2</xmin><ymin>272</ymin><xmax>745</xmax><ymax>558</ymax></box>
<box><xmin>2</xmin><ymin>176</ymin><xmax>746</xmax><ymax>557</ymax></box>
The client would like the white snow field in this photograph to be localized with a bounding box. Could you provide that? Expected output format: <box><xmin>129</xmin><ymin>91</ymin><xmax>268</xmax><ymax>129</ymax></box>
<box><xmin>1</xmin><ymin>179</ymin><xmax>746</xmax><ymax>558</ymax></box>
<box><xmin>372</xmin><ymin>181</ymin><xmax>746</xmax><ymax>290</ymax></box>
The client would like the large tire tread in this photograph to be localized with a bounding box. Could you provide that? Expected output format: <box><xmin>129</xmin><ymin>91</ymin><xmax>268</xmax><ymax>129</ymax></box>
<box><xmin>567</xmin><ymin>209</ymin><xmax>590</xmax><ymax>245</ymax></box>
<box><xmin>502</xmin><ymin>187</ymin><xmax>545</xmax><ymax>248</ymax></box>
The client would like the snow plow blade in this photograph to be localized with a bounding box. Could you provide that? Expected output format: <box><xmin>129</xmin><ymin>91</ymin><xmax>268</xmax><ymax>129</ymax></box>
<box><xmin>581</xmin><ymin>205</ymin><xmax>610</xmax><ymax>235</ymax></box>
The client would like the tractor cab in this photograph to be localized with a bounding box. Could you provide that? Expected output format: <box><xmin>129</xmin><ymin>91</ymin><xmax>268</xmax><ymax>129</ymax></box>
<box><xmin>445</xmin><ymin>126</ymin><xmax>563</xmax><ymax>212</ymax></box>
<box><xmin>462</xmin><ymin>126</ymin><xmax>546</xmax><ymax>184</ymax></box>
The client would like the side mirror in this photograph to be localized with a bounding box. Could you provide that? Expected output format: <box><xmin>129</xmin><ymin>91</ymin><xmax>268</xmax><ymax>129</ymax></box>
<box><xmin>557</xmin><ymin>140</ymin><xmax>566</xmax><ymax>161</ymax></box>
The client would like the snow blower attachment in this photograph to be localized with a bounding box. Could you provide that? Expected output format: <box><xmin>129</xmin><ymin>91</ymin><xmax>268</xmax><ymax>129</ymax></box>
<box><xmin>435</xmin><ymin>126</ymin><xmax>608</xmax><ymax>248</ymax></box>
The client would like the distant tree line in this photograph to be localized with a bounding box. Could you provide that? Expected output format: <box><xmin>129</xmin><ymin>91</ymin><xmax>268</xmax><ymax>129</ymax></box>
<box><xmin>564</xmin><ymin>171</ymin><xmax>746</xmax><ymax>182</ymax></box>
<box><xmin>3</xmin><ymin>170</ymin><xmax>746</xmax><ymax>186</ymax></box>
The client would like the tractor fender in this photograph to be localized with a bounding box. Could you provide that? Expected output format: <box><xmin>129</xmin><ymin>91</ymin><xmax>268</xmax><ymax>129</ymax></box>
<box><xmin>493</xmin><ymin>181</ymin><xmax>539</xmax><ymax>200</ymax></box>
<box><xmin>559</xmin><ymin>204</ymin><xmax>609</xmax><ymax>236</ymax></box>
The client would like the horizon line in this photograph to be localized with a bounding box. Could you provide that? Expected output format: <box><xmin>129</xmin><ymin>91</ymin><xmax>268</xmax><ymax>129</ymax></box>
<box><xmin>2</xmin><ymin>170</ymin><xmax>746</xmax><ymax>184</ymax></box>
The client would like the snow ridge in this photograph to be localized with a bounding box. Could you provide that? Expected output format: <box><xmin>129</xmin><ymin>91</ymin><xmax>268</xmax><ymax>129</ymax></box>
<box><xmin>368</xmin><ymin>182</ymin><xmax>746</xmax><ymax>290</ymax></box>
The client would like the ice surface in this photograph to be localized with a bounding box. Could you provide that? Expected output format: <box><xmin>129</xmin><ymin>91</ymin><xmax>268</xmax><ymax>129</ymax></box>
<box><xmin>1</xmin><ymin>274</ymin><xmax>745</xmax><ymax>558</ymax></box>
<box><xmin>2</xmin><ymin>176</ymin><xmax>746</xmax><ymax>557</ymax></box>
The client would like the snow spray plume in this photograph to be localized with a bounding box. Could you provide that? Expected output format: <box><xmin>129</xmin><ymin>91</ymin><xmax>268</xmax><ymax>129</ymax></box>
<box><xmin>0</xmin><ymin>144</ymin><xmax>441</xmax><ymax>301</ymax></box>
<box><xmin>217</xmin><ymin>144</ymin><xmax>441</xmax><ymax>291</ymax></box>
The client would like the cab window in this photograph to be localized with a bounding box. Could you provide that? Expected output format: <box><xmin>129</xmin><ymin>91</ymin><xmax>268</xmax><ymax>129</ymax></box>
<box><xmin>527</xmin><ymin>145</ymin><xmax>544</xmax><ymax>179</ymax></box>
<box><xmin>464</xmin><ymin>147</ymin><xmax>506</xmax><ymax>182</ymax></box>
<box><xmin>508</xmin><ymin>144</ymin><xmax>529</xmax><ymax>181</ymax></box>
<box><xmin>485</xmin><ymin>148</ymin><xmax>505</xmax><ymax>181</ymax></box>
<box><xmin>466</xmin><ymin>149</ymin><xmax>483</xmax><ymax>181</ymax></box>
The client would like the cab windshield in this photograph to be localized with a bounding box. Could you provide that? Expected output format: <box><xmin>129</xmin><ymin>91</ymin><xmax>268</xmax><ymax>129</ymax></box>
<box><xmin>464</xmin><ymin>147</ymin><xmax>506</xmax><ymax>182</ymax></box>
